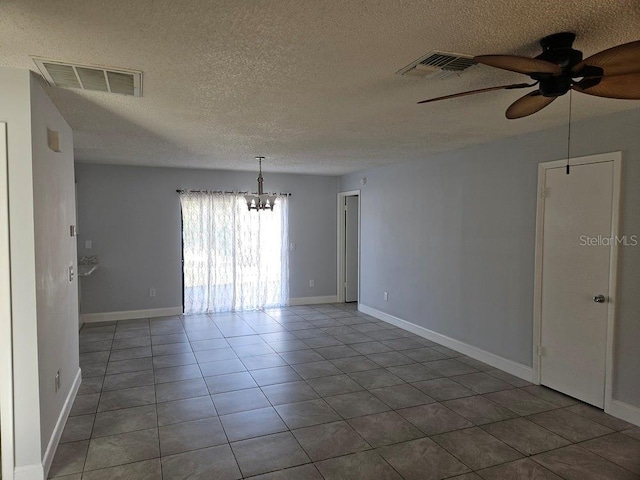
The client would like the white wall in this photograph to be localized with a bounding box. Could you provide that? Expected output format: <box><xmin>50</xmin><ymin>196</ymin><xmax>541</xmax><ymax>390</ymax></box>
<box><xmin>0</xmin><ymin>66</ymin><xmax>43</xmax><ymax>476</ymax></box>
<box><xmin>75</xmin><ymin>164</ymin><xmax>338</xmax><ymax>314</ymax></box>
<box><xmin>0</xmin><ymin>122</ymin><xmax>15</xmax><ymax>480</ymax></box>
<box><xmin>340</xmin><ymin>107</ymin><xmax>640</xmax><ymax>412</ymax></box>
<box><xmin>0</xmin><ymin>67</ymin><xmax>79</xmax><ymax>478</ymax></box>
<box><xmin>30</xmin><ymin>75</ymin><xmax>79</xmax><ymax>460</ymax></box>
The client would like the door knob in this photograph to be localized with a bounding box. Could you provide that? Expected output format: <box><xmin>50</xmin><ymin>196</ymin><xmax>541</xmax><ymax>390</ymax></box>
<box><xmin>593</xmin><ymin>294</ymin><xmax>606</xmax><ymax>303</ymax></box>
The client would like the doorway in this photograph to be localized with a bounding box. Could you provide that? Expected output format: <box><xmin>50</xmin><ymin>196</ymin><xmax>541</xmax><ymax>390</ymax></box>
<box><xmin>0</xmin><ymin>122</ymin><xmax>14</xmax><ymax>479</ymax></box>
<box><xmin>337</xmin><ymin>191</ymin><xmax>360</xmax><ymax>303</ymax></box>
<box><xmin>533</xmin><ymin>152</ymin><xmax>622</xmax><ymax>410</ymax></box>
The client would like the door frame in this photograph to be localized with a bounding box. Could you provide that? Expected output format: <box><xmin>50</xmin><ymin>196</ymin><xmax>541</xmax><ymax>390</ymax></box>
<box><xmin>337</xmin><ymin>190</ymin><xmax>360</xmax><ymax>303</ymax></box>
<box><xmin>533</xmin><ymin>151</ymin><xmax>622</xmax><ymax>412</ymax></box>
<box><xmin>0</xmin><ymin>122</ymin><xmax>15</xmax><ymax>479</ymax></box>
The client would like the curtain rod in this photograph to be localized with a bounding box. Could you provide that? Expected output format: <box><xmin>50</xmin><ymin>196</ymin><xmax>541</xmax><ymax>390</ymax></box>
<box><xmin>176</xmin><ymin>189</ymin><xmax>291</xmax><ymax>196</ymax></box>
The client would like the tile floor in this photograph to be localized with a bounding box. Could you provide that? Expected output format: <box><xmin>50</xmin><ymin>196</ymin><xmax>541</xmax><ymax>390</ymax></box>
<box><xmin>51</xmin><ymin>303</ymin><xmax>640</xmax><ymax>479</ymax></box>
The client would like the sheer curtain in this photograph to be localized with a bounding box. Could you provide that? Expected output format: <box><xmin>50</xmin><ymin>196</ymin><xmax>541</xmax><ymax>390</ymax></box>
<box><xmin>180</xmin><ymin>191</ymin><xmax>289</xmax><ymax>314</ymax></box>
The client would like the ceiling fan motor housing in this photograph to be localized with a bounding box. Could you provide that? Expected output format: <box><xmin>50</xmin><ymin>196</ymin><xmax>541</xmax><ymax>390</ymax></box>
<box><xmin>536</xmin><ymin>32</ymin><xmax>583</xmax><ymax>70</ymax></box>
<box><xmin>534</xmin><ymin>32</ymin><xmax>585</xmax><ymax>96</ymax></box>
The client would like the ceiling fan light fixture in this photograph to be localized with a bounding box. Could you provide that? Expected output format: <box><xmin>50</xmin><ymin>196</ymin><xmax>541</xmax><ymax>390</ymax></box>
<box><xmin>539</xmin><ymin>76</ymin><xmax>572</xmax><ymax>97</ymax></box>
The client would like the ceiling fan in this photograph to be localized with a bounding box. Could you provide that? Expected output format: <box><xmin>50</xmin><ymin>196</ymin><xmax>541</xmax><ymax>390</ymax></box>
<box><xmin>417</xmin><ymin>32</ymin><xmax>640</xmax><ymax>119</ymax></box>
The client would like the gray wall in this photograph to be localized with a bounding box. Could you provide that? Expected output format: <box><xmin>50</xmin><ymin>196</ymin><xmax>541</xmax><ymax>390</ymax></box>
<box><xmin>340</xmin><ymin>107</ymin><xmax>640</xmax><ymax>409</ymax></box>
<box><xmin>75</xmin><ymin>164</ymin><xmax>338</xmax><ymax>313</ymax></box>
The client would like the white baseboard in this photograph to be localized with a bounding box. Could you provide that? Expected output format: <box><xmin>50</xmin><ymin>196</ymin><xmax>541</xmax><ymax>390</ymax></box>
<box><xmin>289</xmin><ymin>296</ymin><xmax>338</xmax><ymax>306</ymax></box>
<box><xmin>609</xmin><ymin>399</ymin><xmax>640</xmax><ymax>427</ymax></box>
<box><xmin>13</xmin><ymin>464</ymin><xmax>44</xmax><ymax>480</ymax></box>
<box><xmin>81</xmin><ymin>306</ymin><xmax>183</xmax><ymax>323</ymax></box>
<box><xmin>359</xmin><ymin>304</ymin><xmax>534</xmax><ymax>383</ymax></box>
<box><xmin>42</xmin><ymin>367</ymin><xmax>82</xmax><ymax>479</ymax></box>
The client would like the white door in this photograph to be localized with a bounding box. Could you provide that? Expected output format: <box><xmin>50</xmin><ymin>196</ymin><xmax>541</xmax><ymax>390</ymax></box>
<box><xmin>345</xmin><ymin>195</ymin><xmax>359</xmax><ymax>302</ymax></box>
<box><xmin>538</xmin><ymin>157</ymin><xmax>619</xmax><ymax>408</ymax></box>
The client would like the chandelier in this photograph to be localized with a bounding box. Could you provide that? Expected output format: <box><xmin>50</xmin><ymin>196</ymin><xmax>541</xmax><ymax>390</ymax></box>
<box><xmin>244</xmin><ymin>156</ymin><xmax>277</xmax><ymax>211</ymax></box>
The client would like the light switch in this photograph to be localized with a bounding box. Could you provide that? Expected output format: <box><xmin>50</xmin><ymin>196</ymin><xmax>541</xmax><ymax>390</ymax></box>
<box><xmin>85</xmin><ymin>240</ymin><xmax>92</xmax><ymax>249</ymax></box>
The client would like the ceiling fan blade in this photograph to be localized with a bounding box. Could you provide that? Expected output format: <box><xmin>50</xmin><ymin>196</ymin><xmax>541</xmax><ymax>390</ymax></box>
<box><xmin>417</xmin><ymin>82</ymin><xmax>534</xmax><ymax>104</ymax></box>
<box><xmin>505</xmin><ymin>91</ymin><xmax>556</xmax><ymax>119</ymax></box>
<box><xmin>573</xmin><ymin>72</ymin><xmax>640</xmax><ymax>99</ymax></box>
<box><xmin>474</xmin><ymin>55</ymin><xmax>562</xmax><ymax>75</ymax></box>
<box><xmin>572</xmin><ymin>40</ymin><xmax>640</xmax><ymax>76</ymax></box>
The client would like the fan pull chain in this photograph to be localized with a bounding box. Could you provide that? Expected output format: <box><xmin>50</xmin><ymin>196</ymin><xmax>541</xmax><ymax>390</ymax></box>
<box><xmin>566</xmin><ymin>90</ymin><xmax>573</xmax><ymax>175</ymax></box>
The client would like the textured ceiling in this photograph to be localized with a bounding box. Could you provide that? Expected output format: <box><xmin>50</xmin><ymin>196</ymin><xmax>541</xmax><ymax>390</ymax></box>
<box><xmin>1</xmin><ymin>0</ymin><xmax>640</xmax><ymax>175</ymax></box>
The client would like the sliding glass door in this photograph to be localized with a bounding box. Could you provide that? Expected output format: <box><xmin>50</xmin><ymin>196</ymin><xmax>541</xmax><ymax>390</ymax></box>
<box><xmin>180</xmin><ymin>192</ymin><xmax>289</xmax><ymax>313</ymax></box>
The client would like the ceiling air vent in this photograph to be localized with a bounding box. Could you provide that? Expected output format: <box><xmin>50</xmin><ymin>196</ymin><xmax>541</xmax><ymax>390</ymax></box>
<box><xmin>31</xmin><ymin>57</ymin><xmax>142</xmax><ymax>97</ymax></box>
<box><xmin>397</xmin><ymin>51</ymin><xmax>476</xmax><ymax>79</ymax></box>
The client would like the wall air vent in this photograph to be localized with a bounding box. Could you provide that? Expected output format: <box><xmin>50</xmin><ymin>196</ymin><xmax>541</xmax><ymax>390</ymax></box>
<box><xmin>31</xmin><ymin>57</ymin><xmax>142</xmax><ymax>97</ymax></box>
<box><xmin>397</xmin><ymin>51</ymin><xmax>476</xmax><ymax>79</ymax></box>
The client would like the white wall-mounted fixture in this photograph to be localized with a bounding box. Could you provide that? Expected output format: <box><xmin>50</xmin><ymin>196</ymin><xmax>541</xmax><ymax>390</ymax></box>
<box><xmin>47</xmin><ymin>128</ymin><xmax>60</xmax><ymax>152</ymax></box>
<box><xmin>360</xmin><ymin>177</ymin><xmax>367</xmax><ymax>186</ymax></box>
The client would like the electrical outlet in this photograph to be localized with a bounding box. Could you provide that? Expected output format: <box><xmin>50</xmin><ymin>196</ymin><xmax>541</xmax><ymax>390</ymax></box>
<box><xmin>384</xmin><ymin>291</ymin><xmax>388</xmax><ymax>301</ymax></box>
<box><xmin>149</xmin><ymin>288</ymin><xmax>156</xmax><ymax>297</ymax></box>
<box><xmin>55</xmin><ymin>369</ymin><xmax>60</xmax><ymax>392</ymax></box>
<box><xmin>309</xmin><ymin>280</ymin><xmax>315</xmax><ymax>288</ymax></box>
